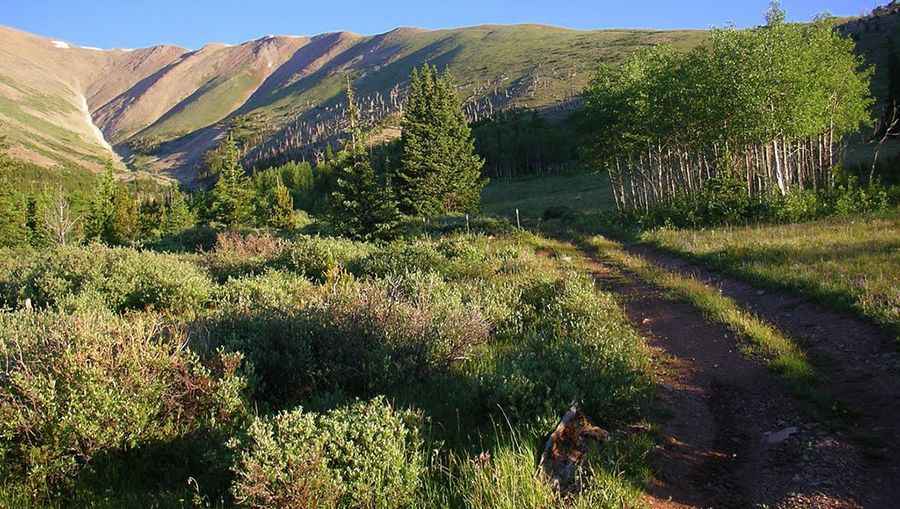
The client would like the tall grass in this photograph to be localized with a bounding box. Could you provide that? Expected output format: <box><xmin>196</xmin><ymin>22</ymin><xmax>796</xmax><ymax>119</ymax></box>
<box><xmin>642</xmin><ymin>209</ymin><xmax>900</xmax><ymax>337</ymax></box>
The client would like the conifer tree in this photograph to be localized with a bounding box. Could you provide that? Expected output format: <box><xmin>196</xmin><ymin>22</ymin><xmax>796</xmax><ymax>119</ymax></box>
<box><xmin>163</xmin><ymin>190</ymin><xmax>195</xmax><ymax>234</ymax></box>
<box><xmin>0</xmin><ymin>184</ymin><xmax>28</xmax><ymax>248</ymax></box>
<box><xmin>328</xmin><ymin>79</ymin><xmax>400</xmax><ymax>239</ymax></box>
<box><xmin>209</xmin><ymin>134</ymin><xmax>253</xmax><ymax>227</ymax></box>
<box><xmin>84</xmin><ymin>162</ymin><xmax>118</xmax><ymax>242</ymax></box>
<box><xmin>0</xmin><ymin>135</ymin><xmax>29</xmax><ymax>247</ymax></box>
<box><xmin>396</xmin><ymin>65</ymin><xmax>486</xmax><ymax>217</ymax></box>
<box><xmin>25</xmin><ymin>194</ymin><xmax>50</xmax><ymax>247</ymax></box>
<box><xmin>139</xmin><ymin>197</ymin><xmax>167</xmax><ymax>241</ymax></box>
<box><xmin>109</xmin><ymin>186</ymin><xmax>139</xmax><ymax>244</ymax></box>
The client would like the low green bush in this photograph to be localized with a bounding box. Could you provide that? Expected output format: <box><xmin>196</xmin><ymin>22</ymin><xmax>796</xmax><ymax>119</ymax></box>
<box><xmin>275</xmin><ymin>235</ymin><xmax>372</xmax><ymax>283</ymax></box>
<box><xmin>202</xmin><ymin>231</ymin><xmax>288</xmax><ymax>281</ymax></box>
<box><xmin>356</xmin><ymin>236</ymin><xmax>523</xmax><ymax>281</ymax></box>
<box><xmin>483</xmin><ymin>275</ymin><xmax>651</xmax><ymax>426</ymax></box>
<box><xmin>207</xmin><ymin>276</ymin><xmax>490</xmax><ymax>408</ymax></box>
<box><xmin>833</xmin><ymin>178</ymin><xmax>890</xmax><ymax>216</ymax></box>
<box><xmin>216</xmin><ymin>270</ymin><xmax>316</xmax><ymax>312</ymax></box>
<box><xmin>4</xmin><ymin>245</ymin><xmax>213</xmax><ymax>314</ymax></box>
<box><xmin>147</xmin><ymin>225</ymin><xmax>218</xmax><ymax>253</ymax></box>
<box><xmin>230</xmin><ymin>397</ymin><xmax>424</xmax><ymax>509</ymax></box>
<box><xmin>625</xmin><ymin>176</ymin><xmax>895</xmax><ymax>230</ymax></box>
<box><xmin>0</xmin><ymin>310</ymin><xmax>246</xmax><ymax>497</ymax></box>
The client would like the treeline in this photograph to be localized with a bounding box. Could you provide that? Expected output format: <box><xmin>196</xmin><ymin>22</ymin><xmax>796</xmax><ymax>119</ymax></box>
<box><xmin>0</xmin><ymin>130</ymin><xmax>192</xmax><ymax>248</ymax></box>
<box><xmin>196</xmin><ymin>64</ymin><xmax>486</xmax><ymax>240</ymax></box>
<box><xmin>0</xmin><ymin>163</ymin><xmax>195</xmax><ymax>248</ymax></box>
<box><xmin>0</xmin><ymin>64</ymin><xmax>486</xmax><ymax>248</ymax></box>
<box><xmin>580</xmin><ymin>5</ymin><xmax>873</xmax><ymax>212</ymax></box>
<box><xmin>472</xmin><ymin>110</ymin><xmax>580</xmax><ymax>178</ymax></box>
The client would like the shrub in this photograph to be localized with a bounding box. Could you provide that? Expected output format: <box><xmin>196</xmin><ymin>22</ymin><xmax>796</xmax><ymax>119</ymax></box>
<box><xmin>0</xmin><ymin>310</ymin><xmax>246</xmax><ymax>497</ymax></box>
<box><xmin>0</xmin><ymin>247</ymin><xmax>34</xmax><ymax>308</ymax></box>
<box><xmin>208</xmin><ymin>277</ymin><xmax>490</xmax><ymax>408</ymax></box>
<box><xmin>216</xmin><ymin>270</ymin><xmax>316</xmax><ymax>312</ymax></box>
<box><xmin>275</xmin><ymin>235</ymin><xmax>372</xmax><ymax>283</ymax></box>
<box><xmin>356</xmin><ymin>236</ymin><xmax>515</xmax><ymax>281</ymax></box>
<box><xmin>771</xmin><ymin>188</ymin><xmax>824</xmax><ymax>223</ymax></box>
<box><xmin>833</xmin><ymin>179</ymin><xmax>890</xmax><ymax>216</ymax></box>
<box><xmin>203</xmin><ymin>231</ymin><xmax>288</xmax><ymax>281</ymax></box>
<box><xmin>428</xmin><ymin>432</ymin><xmax>646</xmax><ymax>509</ymax></box>
<box><xmin>150</xmin><ymin>225</ymin><xmax>218</xmax><ymax>253</ymax></box>
<box><xmin>543</xmin><ymin>205</ymin><xmax>575</xmax><ymax>221</ymax></box>
<box><xmin>483</xmin><ymin>275</ymin><xmax>651</xmax><ymax>426</ymax></box>
<box><xmin>355</xmin><ymin>242</ymin><xmax>448</xmax><ymax>278</ymax></box>
<box><xmin>230</xmin><ymin>397</ymin><xmax>424</xmax><ymax>509</ymax></box>
<box><xmin>7</xmin><ymin>245</ymin><xmax>213</xmax><ymax>313</ymax></box>
<box><xmin>213</xmin><ymin>231</ymin><xmax>286</xmax><ymax>260</ymax></box>
<box><xmin>621</xmin><ymin>176</ymin><xmax>897</xmax><ymax>231</ymax></box>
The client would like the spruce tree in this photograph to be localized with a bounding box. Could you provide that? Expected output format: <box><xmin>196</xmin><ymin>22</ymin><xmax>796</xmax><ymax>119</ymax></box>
<box><xmin>25</xmin><ymin>194</ymin><xmax>50</xmax><ymax>247</ymax></box>
<box><xmin>84</xmin><ymin>162</ymin><xmax>117</xmax><ymax>242</ymax></box>
<box><xmin>139</xmin><ymin>198</ymin><xmax>165</xmax><ymax>241</ymax></box>
<box><xmin>163</xmin><ymin>190</ymin><xmax>195</xmax><ymax>234</ymax></box>
<box><xmin>209</xmin><ymin>134</ymin><xmax>253</xmax><ymax>227</ymax></box>
<box><xmin>328</xmin><ymin>79</ymin><xmax>400</xmax><ymax>239</ymax></box>
<box><xmin>396</xmin><ymin>65</ymin><xmax>486</xmax><ymax>217</ymax></box>
<box><xmin>0</xmin><ymin>136</ymin><xmax>28</xmax><ymax>247</ymax></box>
<box><xmin>0</xmin><ymin>184</ymin><xmax>28</xmax><ymax>248</ymax></box>
<box><xmin>109</xmin><ymin>186</ymin><xmax>139</xmax><ymax>244</ymax></box>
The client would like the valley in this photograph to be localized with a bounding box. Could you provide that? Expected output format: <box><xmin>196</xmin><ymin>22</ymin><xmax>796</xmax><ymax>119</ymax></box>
<box><xmin>0</xmin><ymin>1</ymin><xmax>898</xmax><ymax>508</ymax></box>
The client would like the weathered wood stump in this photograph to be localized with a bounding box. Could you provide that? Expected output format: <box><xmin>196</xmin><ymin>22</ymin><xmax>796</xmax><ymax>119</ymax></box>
<box><xmin>537</xmin><ymin>404</ymin><xmax>609</xmax><ymax>494</ymax></box>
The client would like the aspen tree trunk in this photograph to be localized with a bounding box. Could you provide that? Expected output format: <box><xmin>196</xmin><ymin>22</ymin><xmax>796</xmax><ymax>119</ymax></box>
<box><xmin>773</xmin><ymin>137</ymin><xmax>787</xmax><ymax>196</ymax></box>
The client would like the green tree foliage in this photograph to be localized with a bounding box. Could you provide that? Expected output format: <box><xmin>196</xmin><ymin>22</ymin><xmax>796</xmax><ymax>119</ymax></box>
<box><xmin>83</xmin><ymin>163</ymin><xmax>118</xmax><ymax>243</ymax></box>
<box><xmin>396</xmin><ymin>65</ymin><xmax>486</xmax><ymax>216</ymax></box>
<box><xmin>330</xmin><ymin>154</ymin><xmax>400</xmax><ymax>240</ymax></box>
<box><xmin>581</xmin><ymin>10</ymin><xmax>873</xmax><ymax>210</ymax></box>
<box><xmin>0</xmin><ymin>134</ymin><xmax>30</xmax><ymax>247</ymax></box>
<box><xmin>24</xmin><ymin>194</ymin><xmax>49</xmax><ymax>247</ymax></box>
<box><xmin>83</xmin><ymin>164</ymin><xmax>141</xmax><ymax>245</ymax></box>
<box><xmin>0</xmin><ymin>185</ymin><xmax>28</xmax><ymax>248</ymax></box>
<box><xmin>110</xmin><ymin>186</ymin><xmax>139</xmax><ymax>244</ymax></box>
<box><xmin>163</xmin><ymin>190</ymin><xmax>195</xmax><ymax>233</ymax></box>
<box><xmin>327</xmin><ymin>81</ymin><xmax>400</xmax><ymax>239</ymax></box>
<box><xmin>139</xmin><ymin>189</ymin><xmax>196</xmax><ymax>241</ymax></box>
<box><xmin>252</xmin><ymin>161</ymin><xmax>315</xmax><ymax>211</ymax></box>
<box><xmin>269</xmin><ymin>178</ymin><xmax>298</xmax><ymax>230</ymax></box>
<box><xmin>251</xmin><ymin>162</ymin><xmax>316</xmax><ymax>229</ymax></box>
<box><xmin>473</xmin><ymin>110</ymin><xmax>579</xmax><ymax>178</ymax></box>
<box><xmin>209</xmin><ymin>135</ymin><xmax>253</xmax><ymax>227</ymax></box>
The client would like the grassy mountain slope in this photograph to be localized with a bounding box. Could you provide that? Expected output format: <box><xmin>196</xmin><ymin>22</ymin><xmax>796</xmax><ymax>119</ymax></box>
<box><xmin>98</xmin><ymin>36</ymin><xmax>311</xmax><ymax>144</ymax></box>
<box><xmin>0</xmin><ymin>26</ymin><xmax>136</xmax><ymax>170</ymax></box>
<box><xmin>238</xmin><ymin>25</ymin><xmax>707</xmax><ymax>170</ymax></box>
<box><xmin>3</xmin><ymin>6</ymin><xmax>899</xmax><ymax>184</ymax></box>
<box><xmin>0</xmin><ymin>23</ymin><xmax>706</xmax><ymax>182</ymax></box>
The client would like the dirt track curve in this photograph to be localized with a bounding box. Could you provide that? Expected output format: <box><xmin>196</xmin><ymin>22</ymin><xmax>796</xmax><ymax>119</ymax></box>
<box><xmin>577</xmin><ymin>244</ymin><xmax>900</xmax><ymax>508</ymax></box>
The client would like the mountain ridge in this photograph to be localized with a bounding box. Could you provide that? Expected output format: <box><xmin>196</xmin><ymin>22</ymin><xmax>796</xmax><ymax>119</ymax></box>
<box><xmin>0</xmin><ymin>23</ymin><xmax>707</xmax><ymax>182</ymax></box>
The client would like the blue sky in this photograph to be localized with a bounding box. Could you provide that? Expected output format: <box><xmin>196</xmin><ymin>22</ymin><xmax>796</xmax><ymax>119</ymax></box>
<box><xmin>0</xmin><ymin>0</ymin><xmax>879</xmax><ymax>49</ymax></box>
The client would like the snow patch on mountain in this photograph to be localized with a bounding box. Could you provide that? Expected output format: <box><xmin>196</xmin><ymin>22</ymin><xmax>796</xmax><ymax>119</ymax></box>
<box><xmin>51</xmin><ymin>40</ymin><xmax>70</xmax><ymax>49</ymax></box>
